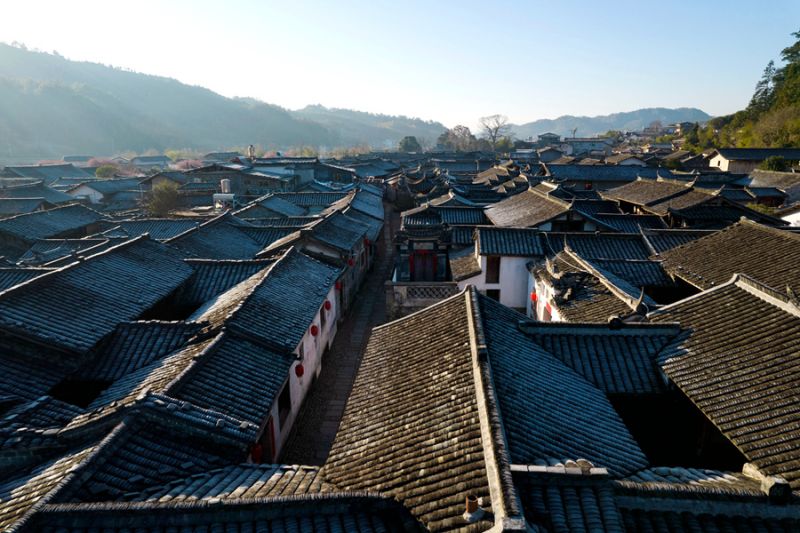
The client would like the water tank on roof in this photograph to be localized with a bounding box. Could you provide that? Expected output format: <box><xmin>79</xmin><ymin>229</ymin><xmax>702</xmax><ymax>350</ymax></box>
<box><xmin>220</xmin><ymin>178</ymin><xmax>231</xmax><ymax>194</ymax></box>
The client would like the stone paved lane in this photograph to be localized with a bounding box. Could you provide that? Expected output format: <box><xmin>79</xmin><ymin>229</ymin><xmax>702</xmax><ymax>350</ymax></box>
<box><xmin>280</xmin><ymin>203</ymin><xmax>399</xmax><ymax>465</ymax></box>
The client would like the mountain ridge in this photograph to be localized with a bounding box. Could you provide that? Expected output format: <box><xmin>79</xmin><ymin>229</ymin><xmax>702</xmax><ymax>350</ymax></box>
<box><xmin>511</xmin><ymin>107</ymin><xmax>712</xmax><ymax>139</ymax></box>
<box><xmin>0</xmin><ymin>43</ymin><xmax>711</xmax><ymax>163</ymax></box>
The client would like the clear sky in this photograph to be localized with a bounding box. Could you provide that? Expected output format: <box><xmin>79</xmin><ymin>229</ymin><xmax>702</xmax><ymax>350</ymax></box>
<box><xmin>4</xmin><ymin>0</ymin><xmax>800</xmax><ymax>128</ymax></box>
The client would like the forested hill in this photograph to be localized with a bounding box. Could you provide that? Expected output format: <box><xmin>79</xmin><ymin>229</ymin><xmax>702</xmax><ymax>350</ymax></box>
<box><xmin>511</xmin><ymin>107</ymin><xmax>711</xmax><ymax>139</ymax></box>
<box><xmin>0</xmin><ymin>44</ymin><xmax>442</xmax><ymax>162</ymax></box>
<box><xmin>685</xmin><ymin>30</ymin><xmax>800</xmax><ymax>150</ymax></box>
<box><xmin>291</xmin><ymin>105</ymin><xmax>445</xmax><ymax>149</ymax></box>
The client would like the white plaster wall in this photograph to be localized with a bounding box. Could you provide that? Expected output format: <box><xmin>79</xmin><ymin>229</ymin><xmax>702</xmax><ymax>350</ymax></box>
<box><xmin>459</xmin><ymin>255</ymin><xmax>533</xmax><ymax>310</ymax></box>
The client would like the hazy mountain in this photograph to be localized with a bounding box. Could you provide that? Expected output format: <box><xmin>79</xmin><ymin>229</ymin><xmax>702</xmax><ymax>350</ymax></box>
<box><xmin>0</xmin><ymin>44</ymin><xmax>441</xmax><ymax>163</ymax></box>
<box><xmin>511</xmin><ymin>107</ymin><xmax>712</xmax><ymax>139</ymax></box>
<box><xmin>292</xmin><ymin>105</ymin><xmax>445</xmax><ymax>149</ymax></box>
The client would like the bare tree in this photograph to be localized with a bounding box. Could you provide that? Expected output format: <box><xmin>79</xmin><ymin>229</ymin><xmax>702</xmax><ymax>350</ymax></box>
<box><xmin>479</xmin><ymin>114</ymin><xmax>512</xmax><ymax>150</ymax></box>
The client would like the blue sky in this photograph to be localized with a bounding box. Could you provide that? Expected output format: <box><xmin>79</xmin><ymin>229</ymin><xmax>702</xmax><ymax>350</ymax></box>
<box><xmin>4</xmin><ymin>0</ymin><xmax>800</xmax><ymax>128</ymax></box>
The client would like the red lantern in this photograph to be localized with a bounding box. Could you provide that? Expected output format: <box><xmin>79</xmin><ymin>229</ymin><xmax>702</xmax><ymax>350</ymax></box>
<box><xmin>530</xmin><ymin>292</ymin><xmax>537</xmax><ymax>303</ymax></box>
<box><xmin>323</xmin><ymin>300</ymin><xmax>332</xmax><ymax>311</ymax></box>
<box><xmin>310</xmin><ymin>324</ymin><xmax>319</xmax><ymax>336</ymax></box>
<box><xmin>335</xmin><ymin>281</ymin><xmax>342</xmax><ymax>291</ymax></box>
<box><xmin>347</xmin><ymin>258</ymin><xmax>355</xmax><ymax>267</ymax></box>
<box><xmin>295</xmin><ymin>364</ymin><xmax>305</xmax><ymax>378</ymax></box>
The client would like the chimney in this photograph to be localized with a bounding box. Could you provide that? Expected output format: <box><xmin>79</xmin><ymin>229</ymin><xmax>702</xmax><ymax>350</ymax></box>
<box><xmin>463</xmin><ymin>494</ymin><xmax>484</xmax><ymax>523</ymax></box>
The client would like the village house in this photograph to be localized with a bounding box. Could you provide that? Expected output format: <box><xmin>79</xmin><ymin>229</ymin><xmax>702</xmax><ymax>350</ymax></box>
<box><xmin>561</xmin><ymin>137</ymin><xmax>615</xmax><ymax>157</ymax></box>
<box><xmin>708</xmin><ymin>147</ymin><xmax>800</xmax><ymax>173</ymax></box>
<box><xmin>656</xmin><ymin>218</ymin><xmax>800</xmax><ymax>294</ymax></box>
<box><xmin>602</xmin><ymin>177</ymin><xmax>785</xmax><ymax>228</ymax></box>
<box><xmin>324</xmin><ymin>286</ymin><xmax>800</xmax><ymax>531</ymax></box>
<box><xmin>129</xmin><ymin>154</ymin><xmax>173</xmax><ymax>170</ymax></box>
<box><xmin>450</xmin><ymin>226</ymin><xmax>546</xmax><ymax>310</ymax></box>
<box><xmin>0</xmin><ymin>180</ymin><xmax>75</xmax><ymax>206</ymax></box>
<box><xmin>65</xmin><ymin>177</ymin><xmax>144</xmax><ymax>207</ymax></box>
<box><xmin>529</xmin><ymin>249</ymin><xmax>656</xmax><ymax>322</ymax></box>
<box><xmin>541</xmin><ymin>164</ymin><xmax>674</xmax><ymax>190</ymax></box>
<box><xmin>0</xmin><ymin>203</ymin><xmax>107</xmax><ymax>260</ymax></box>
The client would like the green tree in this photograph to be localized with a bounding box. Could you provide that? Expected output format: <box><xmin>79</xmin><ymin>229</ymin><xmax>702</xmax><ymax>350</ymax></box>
<box><xmin>148</xmin><ymin>181</ymin><xmax>180</xmax><ymax>216</ymax></box>
<box><xmin>95</xmin><ymin>164</ymin><xmax>118</xmax><ymax>178</ymax></box>
<box><xmin>398</xmin><ymin>136</ymin><xmax>422</xmax><ymax>152</ymax></box>
<box><xmin>748</xmin><ymin>60</ymin><xmax>777</xmax><ymax>115</ymax></box>
<box><xmin>494</xmin><ymin>136</ymin><xmax>514</xmax><ymax>153</ymax></box>
<box><xmin>759</xmin><ymin>155</ymin><xmax>790</xmax><ymax>171</ymax></box>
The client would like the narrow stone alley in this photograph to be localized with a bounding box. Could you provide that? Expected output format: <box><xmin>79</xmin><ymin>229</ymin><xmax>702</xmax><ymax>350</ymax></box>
<box><xmin>280</xmin><ymin>202</ymin><xmax>399</xmax><ymax>465</ymax></box>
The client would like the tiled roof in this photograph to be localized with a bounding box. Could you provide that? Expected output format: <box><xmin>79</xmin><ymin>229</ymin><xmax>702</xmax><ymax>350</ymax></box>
<box><xmin>17</xmin><ymin>238</ymin><xmax>111</xmax><ymax>266</ymax></box>
<box><xmin>623</xmin><ymin>466</ymin><xmax>766</xmax><ymax>496</ymax></box>
<box><xmin>535</xmin><ymin>253</ymin><xmax>643</xmax><ymax>322</ymax></box>
<box><xmin>602</xmin><ymin>178</ymin><xmax>692</xmax><ymax>207</ymax></box>
<box><xmin>545</xmin><ymin>165</ymin><xmax>673</xmax><ymax>182</ymax></box>
<box><xmin>485</xmin><ymin>189</ymin><xmax>570</xmax><ymax>227</ymax></box>
<box><xmin>77</xmin><ymin>321</ymin><xmax>203</xmax><ymax>381</ymax></box>
<box><xmin>749</xmin><ymin>168</ymin><xmax>800</xmax><ymax>190</ymax></box>
<box><xmin>57</xmin><ymin>408</ymin><xmax>248</xmax><ymax>503</ymax></box>
<box><xmin>0</xmin><ymin>443</ymin><xmax>96</xmax><ymax>531</ymax></box>
<box><xmin>123</xmin><ymin>463</ymin><xmax>333</xmax><ymax>502</ymax></box>
<box><xmin>642</xmin><ymin>229</ymin><xmax>715</xmax><ymax>254</ymax></box>
<box><xmin>618</xmin><ymin>505</ymin><xmax>800</xmax><ymax>533</ymax></box>
<box><xmin>544</xmin><ymin>232</ymin><xmax>652</xmax><ymax>260</ymax></box>
<box><xmin>350</xmin><ymin>189</ymin><xmax>384</xmax><ymax>220</ymax></box>
<box><xmin>0</xmin><ymin>197</ymin><xmax>55</xmax><ymax>215</ymax></box>
<box><xmin>236</xmin><ymin>226</ymin><xmax>295</xmax><ymax>247</ymax></box>
<box><xmin>113</xmin><ymin>219</ymin><xmax>200</xmax><ymax>240</ymax></box>
<box><xmin>449</xmin><ymin>247</ymin><xmax>481</xmax><ymax>281</ymax></box>
<box><xmin>0</xmin><ymin>351</ymin><xmax>69</xmax><ymax>403</ymax></box>
<box><xmin>182</xmin><ymin>258</ymin><xmax>273</xmax><ymax>306</ymax></box>
<box><xmin>68</xmin><ymin>338</ymin><xmax>215</xmax><ymax>431</ymax></box>
<box><xmin>327</xmin><ymin>288</ymin><xmax>648</xmax><ymax>531</ymax></box>
<box><xmin>479</xmin><ymin>295</ymin><xmax>648</xmax><ymax>475</ymax></box>
<box><xmin>421</xmin><ymin>206</ymin><xmax>485</xmax><ymax>225</ymax></box>
<box><xmin>0</xmin><ymin>236</ymin><xmax>193</xmax><ymax>354</ymax></box>
<box><xmin>0</xmin><ymin>183</ymin><xmax>74</xmax><ymax>204</ymax></box>
<box><xmin>3</xmin><ymin>163</ymin><xmax>92</xmax><ymax>181</ymax></box>
<box><xmin>325</xmin><ymin>292</ymin><xmax>496</xmax><ymax>531</ymax></box>
<box><xmin>614</xmin><ymin>477</ymin><xmax>800</xmax><ymax>532</ymax></box>
<box><xmin>0</xmin><ymin>204</ymin><xmax>104</xmax><ymax>242</ymax></box>
<box><xmin>590</xmin><ymin>213</ymin><xmax>667</xmax><ymax>233</ymax></box>
<box><xmin>450</xmin><ymin>225</ymin><xmax>476</xmax><ymax>246</ymax></box>
<box><xmin>589</xmin><ymin>258</ymin><xmax>673</xmax><ymax>287</ymax></box>
<box><xmin>165</xmin><ymin>213</ymin><xmax>263</xmax><ymax>259</ymax></box>
<box><xmin>658</xmin><ymin>220</ymin><xmax>800</xmax><ymax>291</ymax></box>
<box><xmin>513</xmin><ymin>468</ymin><xmax>624</xmax><ymax>533</ymax></box>
<box><xmin>571</xmin><ymin>199</ymin><xmax>622</xmax><ymax>217</ymax></box>
<box><xmin>236</xmin><ymin>195</ymin><xmax>308</xmax><ymax>218</ymax></box>
<box><xmin>311</xmin><ymin>212</ymin><xmax>369</xmax><ymax>252</ymax></box>
<box><xmin>476</xmin><ymin>226</ymin><xmax>545</xmax><ymax>256</ymax></box>
<box><xmin>521</xmin><ymin>323</ymin><xmax>679</xmax><ymax>394</ymax></box>
<box><xmin>343</xmin><ymin>207</ymin><xmax>383</xmax><ymax>241</ymax></box>
<box><xmin>650</xmin><ymin>275</ymin><xmax>800</xmax><ymax>491</ymax></box>
<box><xmin>28</xmin><ymin>494</ymin><xmax>423</xmax><ymax>532</ymax></box>
<box><xmin>0</xmin><ymin>266</ymin><xmax>52</xmax><ymax>290</ymax></box>
<box><xmin>170</xmin><ymin>331</ymin><xmax>293</xmax><ymax>428</ymax></box>
<box><xmin>274</xmin><ymin>191</ymin><xmax>350</xmax><ymax>207</ymax></box>
<box><xmin>195</xmin><ymin>248</ymin><xmax>340</xmax><ymax>352</ymax></box>
<box><xmin>69</xmin><ymin>178</ymin><xmax>142</xmax><ymax>196</ymax></box>
<box><xmin>242</xmin><ymin>216</ymin><xmax>319</xmax><ymax>227</ymax></box>
<box><xmin>646</xmin><ymin>188</ymin><xmax>714</xmax><ymax>215</ymax></box>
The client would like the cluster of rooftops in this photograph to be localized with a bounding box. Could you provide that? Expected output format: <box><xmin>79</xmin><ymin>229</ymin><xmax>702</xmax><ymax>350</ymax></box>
<box><xmin>0</xmin><ymin>150</ymin><xmax>799</xmax><ymax>532</ymax></box>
